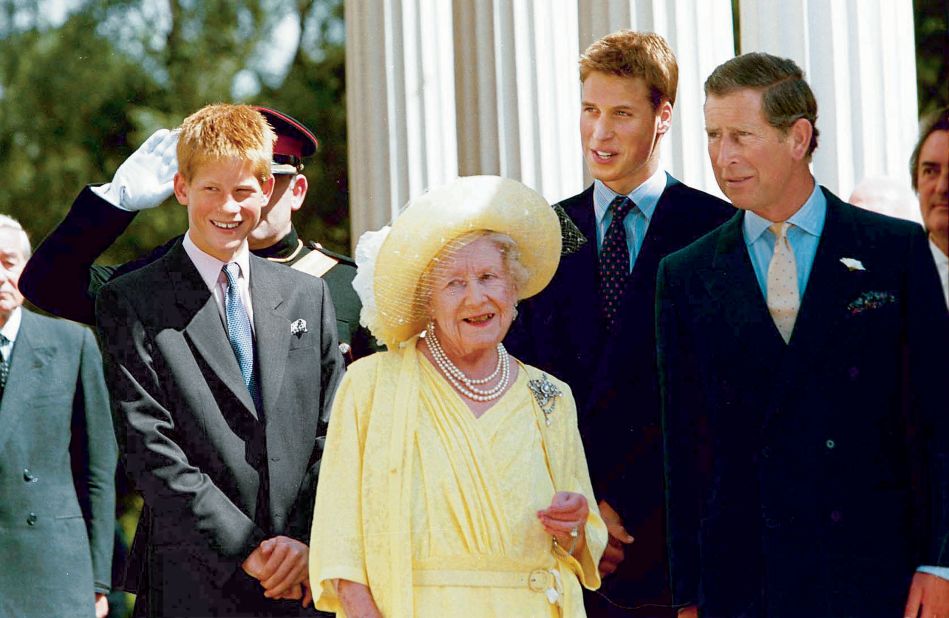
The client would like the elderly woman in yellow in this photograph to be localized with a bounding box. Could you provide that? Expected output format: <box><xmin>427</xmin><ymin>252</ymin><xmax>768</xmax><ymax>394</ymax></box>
<box><xmin>308</xmin><ymin>176</ymin><xmax>606</xmax><ymax>617</ymax></box>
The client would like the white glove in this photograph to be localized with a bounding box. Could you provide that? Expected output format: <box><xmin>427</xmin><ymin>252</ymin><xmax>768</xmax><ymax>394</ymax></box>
<box><xmin>92</xmin><ymin>128</ymin><xmax>179</xmax><ymax>211</ymax></box>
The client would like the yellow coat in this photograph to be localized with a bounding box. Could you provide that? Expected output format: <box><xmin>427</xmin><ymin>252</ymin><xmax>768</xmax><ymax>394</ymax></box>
<box><xmin>309</xmin><ymin>339</ymin><xmax>606</xmax><ymax>616</ymax></box>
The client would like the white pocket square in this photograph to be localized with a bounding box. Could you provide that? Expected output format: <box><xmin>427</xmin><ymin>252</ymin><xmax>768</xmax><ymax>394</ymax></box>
<box><xmin>290</xmin><ymin>319</ymin><xmax>308</xmax><ymax>336</ymax></box>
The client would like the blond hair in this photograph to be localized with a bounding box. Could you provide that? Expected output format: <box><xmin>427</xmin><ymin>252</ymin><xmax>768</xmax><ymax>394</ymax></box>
<box><xmin>579</xmin><ymin>30</ymin><xmax>678</xmax><ymax>109</ymax></box>
<box><xmin>176</xmin><ymin>103</ymin><xmax>275</xmax><ymax>182</ymax></box>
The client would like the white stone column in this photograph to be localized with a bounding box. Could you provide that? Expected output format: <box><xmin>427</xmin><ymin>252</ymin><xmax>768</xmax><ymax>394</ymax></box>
<box><xmin>347</xmin><ymin>0</ymin><xmax>917</xmax><ymax>243</ymax></box>
<box><xmin>345</xmin><ymin>0</ymin><xmax>457</xmax><ymax>242</ymax></box>
<box><xmin>738</xmin><ymin>0</ymin><xmax>919</xmax><ymax>201</ymax></box>
<box><xmin>453</xmin><ymin>0</ymin><xmax>584</xmax><ymax>203</ymax></box>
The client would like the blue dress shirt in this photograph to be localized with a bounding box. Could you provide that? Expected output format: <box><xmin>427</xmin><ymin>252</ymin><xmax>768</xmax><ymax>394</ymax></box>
<box><xmin>593</xmin><ymin>168</ymin><xmax>667</xmax><ymax>273</ymax></box>
<box><xmin>743</xmin><ymin>181</ymin><xmax>826</xmax><ymax>301</ymax></box>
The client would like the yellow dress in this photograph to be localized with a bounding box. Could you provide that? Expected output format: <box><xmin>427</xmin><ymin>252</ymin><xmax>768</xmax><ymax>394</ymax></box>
<box><xmin>309</xmin><ymin>339</ymin><xmax>606</xmax><ymax>617</ymax></box>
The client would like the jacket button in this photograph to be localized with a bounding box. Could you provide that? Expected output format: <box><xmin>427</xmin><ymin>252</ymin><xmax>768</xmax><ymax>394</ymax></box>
<box><xmin>825</xmin><ymin>439</ymin><xmax>836</xmax><ymax>449</ymax></box>
<box><xmin>23</xmin><ymin>469</ymin><xmax>37</xmax><ymax>482</ymax></box>
<box><xmin>26</xmin><ymin>513</ymin><xmax>37</xmax><ymax>526</ymax></box>
<box><xmin>830</xmin><ymin>510</ymin><xmax>843</xmax><ymax>523</ymax></box>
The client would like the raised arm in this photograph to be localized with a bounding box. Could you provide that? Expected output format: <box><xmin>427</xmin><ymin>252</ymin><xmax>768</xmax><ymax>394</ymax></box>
<box><xmin>21</xmin><ymin>129</ymin><xmax>178</xmax><ymax>324</ymax></box>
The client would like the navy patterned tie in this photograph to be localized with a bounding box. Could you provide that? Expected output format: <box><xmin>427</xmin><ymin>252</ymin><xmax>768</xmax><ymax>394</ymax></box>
<box><xmin>599</xmin><ymin>196</ymin><xmax>635</xmax><ymax>328</ymax></box>
<box><xmin>222</xmin><ymin>263</ymin><xmax>261</xmax><ymax>410</ymax></box>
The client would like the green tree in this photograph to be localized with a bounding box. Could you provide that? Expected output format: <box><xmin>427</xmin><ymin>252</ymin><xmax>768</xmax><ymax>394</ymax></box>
<box><xmin>914</xmin><ymin>0</ymin><xmax>948</xmax><ymax>116</ymax></box>
<box><xmin>0</xmin><ymin>0</ymin><xmax>348</xmax><ymax>264</ymax></box>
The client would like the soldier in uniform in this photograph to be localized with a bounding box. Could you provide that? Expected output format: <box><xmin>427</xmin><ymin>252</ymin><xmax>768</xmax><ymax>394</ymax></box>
<box><xmin>21</xmin><ymin>106</ymin><xmax>376</xmax><ymax>362</ymax></box>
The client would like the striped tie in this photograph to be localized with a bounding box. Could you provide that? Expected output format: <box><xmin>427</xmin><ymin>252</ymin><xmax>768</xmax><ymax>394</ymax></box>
<box><xmin>0</xmin><ymin>333</ymin><xmax>9</xmax><ymax>397</ymax></box>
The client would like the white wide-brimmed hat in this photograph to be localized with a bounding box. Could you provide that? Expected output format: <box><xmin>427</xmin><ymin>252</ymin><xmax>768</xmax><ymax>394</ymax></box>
<box><xmin>353</xmin><ymin>176</ymin><xmax>562</xmax><ymax>348</ymax></box>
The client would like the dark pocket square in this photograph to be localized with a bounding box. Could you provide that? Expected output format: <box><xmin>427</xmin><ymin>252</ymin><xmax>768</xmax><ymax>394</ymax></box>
<box><xmin>846</xmin><ymin>290</ymin><xmax>896</xmax><ymax>316</ymax></box>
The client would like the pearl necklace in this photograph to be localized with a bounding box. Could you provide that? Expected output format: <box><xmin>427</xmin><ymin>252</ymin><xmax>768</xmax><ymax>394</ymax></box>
<box><xmin>426</xmin><ymin>323</ymin><xmax>510</xmax><ymax>401</ymax></box>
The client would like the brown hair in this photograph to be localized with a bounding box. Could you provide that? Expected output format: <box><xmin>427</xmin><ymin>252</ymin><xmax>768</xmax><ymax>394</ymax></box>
<box><xmin>177</xmin><ymin>103</ymin><xmax>275</xmax><ymax>182</ymax></box>
<box><xmin>705</xmin><ymin>52</ymin><xmax>820</xmax><ymax>158</ymax></box>
<box><xmin>910</xmin><ymin>106</ymin><xmax>949</xmax><ymax>191</ymax></box>
<box><xmin>579</xmin><ymin>30</ymin><xmax>678</xmax><ymax>109</ymax></box>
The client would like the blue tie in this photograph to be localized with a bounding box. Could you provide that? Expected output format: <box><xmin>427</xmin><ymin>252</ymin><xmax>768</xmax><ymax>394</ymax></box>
<box><xmin>599</xmin><ymin>196</ymin><xmax>635</xmax><ymax>329</ymax></box>
<box><xmin>222</xmin><ymin>263</ymin><xmax>260</xmax><ymax>410</ymax></box>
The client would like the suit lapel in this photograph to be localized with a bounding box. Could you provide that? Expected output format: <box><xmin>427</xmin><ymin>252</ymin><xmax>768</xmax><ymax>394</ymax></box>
<box><xmin>249</xmin><ymin>258</ymin><xmax>315</xmax><ymax>519</ymax></box>
<box><xmin>615</xmin><ymin>175</ymin><xmax>677</xmax><ymax>344</ymax></box>
<box><xmin>559</xmin><ymin>189</ymin><xmax>606</xmax><ymax>359</ymax></box>
<box><xmin>249</xmin><ymin>258</ymin><xmax>290</xmax><ymax>417</ymax></box>
<box><xmin>782</xmin><ymin>191</ymin><xmax>863</xmax><ymax>374</ymax></box>
<box><xmin>0</xmin><ymin>311</ymin><xmax>52</xmax><ymax>455</ymax></box>
<box><xmin>704</xmin><ymin>212</ymin><xmax>786</xmax><ymax>351</ymax></box>
<box><xmin>166</xmin><ymin>242</ymin><xmax>258</xmax><ymax>419</ymax></box>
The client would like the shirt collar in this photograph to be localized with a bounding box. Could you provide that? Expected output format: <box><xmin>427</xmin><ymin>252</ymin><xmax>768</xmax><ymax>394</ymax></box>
<box><xmin>183</xmin><ymin>232</ymin><xmax>252</xmax><ymax>293</ymax></box>
<box><xmin>593</xmin><ymin>167</ymin><xmax>667</xmax><ymax>226</ymax></box>
<box><xmin>931</xmin><ymin>237</ymin><xmax>949</xmax><ymax>264</ymax></box>
<box><xmin>743</xmin><ymin>180</ymin><xmax>826</xmax><ymax>245</ymax></box>
<box><xmin>0</xmin><ymin>306</ymin><xmax>22</xmax><ymax>344</ymax></box>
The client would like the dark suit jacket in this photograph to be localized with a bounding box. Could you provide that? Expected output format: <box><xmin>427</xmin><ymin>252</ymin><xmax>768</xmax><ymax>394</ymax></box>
<box><xmin>657</xmin><ymin>188</ymin><xmax>949</xmax><ymax>617</ymax></box>
<box><xmin>21</xmin><ymin>185</ymin><xmax>374</xmax><ymax>359</ymax></box>
<box><xmin>507</xmin><ymin>176</ymin><xmax>732</xmax><ymax>608</ymax></box>
<box><xmin>95</xmin><ymin>240</ymin><xmax>345</xmax><ymax>617</ymax></box>
<box><xmin>0</xmin><ymin>309</ymin><xmax>116</xmax><ymax>617</ymax></box>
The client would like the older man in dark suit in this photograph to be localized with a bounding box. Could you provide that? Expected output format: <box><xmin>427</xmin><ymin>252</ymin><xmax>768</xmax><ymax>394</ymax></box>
<box><xmin>507</xmin><ymin>31</ymin><xmax>731</xmax><ymax>617</ymax></box>
<box><xmin>0</xmin><ymin>214</ymin><xmax>116</xmax><ymax>617</ymax></box>
<box><xmin>96</xmin><ymin>104</ymin><xmax>344</xmax><ymax>617</ymax></box>
<box><xmin>658</xmin><ymin>52</ymin><xmax>949</xmax><ymax>617</ymax></box>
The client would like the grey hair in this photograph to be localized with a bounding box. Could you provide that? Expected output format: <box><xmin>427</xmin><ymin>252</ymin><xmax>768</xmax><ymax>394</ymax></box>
<box><xmin>0</xmin><ymin>214</ymin><xmax>32</xmax><ymax>258</ymax></box>
<box><xmin>416</xmin><ymin>230</ymin><xmax>529</xmax><ymax>313</ymax></box>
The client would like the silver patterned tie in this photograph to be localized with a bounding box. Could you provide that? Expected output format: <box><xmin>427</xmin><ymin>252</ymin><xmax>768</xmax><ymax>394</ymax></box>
<box><xmin>222</xmin><ymin>263</ymin><xmax>260</xmax><ymax>410</ymax></box>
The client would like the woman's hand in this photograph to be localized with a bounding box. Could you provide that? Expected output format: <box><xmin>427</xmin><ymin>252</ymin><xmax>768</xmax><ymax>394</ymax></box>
<box><xmin>537</xmin><ymin>491</ymin><xmax>589</xmax><ymax>554</ymax></box>
<box><xmin>338</xmin><ymin>579</ymin><xmax>383</xmax><ymax>618</ymax></box>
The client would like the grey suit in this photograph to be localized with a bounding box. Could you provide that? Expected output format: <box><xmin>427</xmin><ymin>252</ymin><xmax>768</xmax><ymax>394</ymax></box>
<box><xmin>0</xmin><ymin>309</ymin><xmax>116</xmax><ymax>617</ymax></box>
<box><xmin>96</xmin><ymin>239</ymin><xmax>344</xmax><ymax>617</ymax></box>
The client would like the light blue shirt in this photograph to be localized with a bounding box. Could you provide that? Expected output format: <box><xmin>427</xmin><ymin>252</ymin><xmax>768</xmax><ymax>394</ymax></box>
<box><xmin>593</xmin><ymin>168</ymin><xmax>667</xmax><ymax>273</ymax></box>
<box><xmin>743</xmin><ymin>181</ymin><xmax>825</xmax><ymax>300</ymax></box>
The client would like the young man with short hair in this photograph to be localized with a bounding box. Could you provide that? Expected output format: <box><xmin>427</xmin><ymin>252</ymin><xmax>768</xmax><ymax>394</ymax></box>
<box><xmin>96</xmin><ymin>104</ymin><xmax>344</xmax><ymax>617</ymax></box>
<box><xmin>508</xmin><ymin>30</ymin><xmax>732</xmax><ymax>617</ymax></box>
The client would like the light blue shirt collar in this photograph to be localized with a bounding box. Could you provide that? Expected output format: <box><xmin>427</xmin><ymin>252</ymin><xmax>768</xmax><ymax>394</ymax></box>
<box><xmin>743</xmin><ymin>181</ymin><xmax>826</xmax><ymax>245</ymax></box>
<box><xmin>742</xmin><ymin>181</ymin><xmax>827</xmax><ymax>299</ymax></box>
<box><xmin>593</xmin><ymin>167</ymin><xmax>666</xmax><ymax>228</ymax></box>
